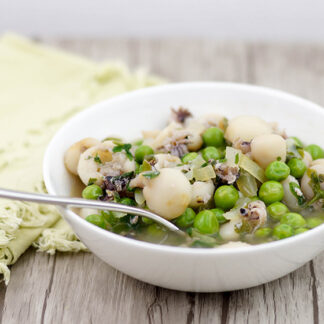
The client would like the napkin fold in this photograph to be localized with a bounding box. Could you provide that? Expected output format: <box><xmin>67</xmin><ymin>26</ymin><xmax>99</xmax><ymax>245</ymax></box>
<box><xmin>0</xmin><ymin>33</ymin><xmax>161</xmax><ymax>284</ymax></box>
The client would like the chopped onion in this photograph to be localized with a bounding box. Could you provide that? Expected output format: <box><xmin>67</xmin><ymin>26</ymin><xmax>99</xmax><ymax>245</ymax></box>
<box><xmin>135</xmin><ymin>188</ymin><xmax>145</xmax><ymax>206</ymax></box>
<box><xmin>191</xmin><ymin>155</ymin><xmax>206</xmax><ymax>169</ymax></box>
<box><xmin>237</xmin><ymin>170</ymin><xmax>258</xmax><ymax>197</ymax></box>
<box><xmin>193</xmin><ymin>165</ymin><xmax>216</xmax><ymax>181</ymax></box>
<box><xmin>223</xmin><ymin>197</ymin><xmax>251</xmax><ymax>220</ymax></box>
<box><xmin>184</xmin><ymin>169</ymin><xmax>194</xmax><ymax>181</ymax></box>
<box><xmin>112</xmin><ymin>211</ymin><xmax>127</xmax><ymax>218</ymax></box>
<box><xmin>223</xmin><ymin>208</ymin><xmax>241</xmax><ymax>220</ymax></box>
<box><xmin>225</xmin><ymin>147</ymin><xmax>241</xmax><ymax>166</ymax></box>
<box><xmin>239</xmin><ymin>154</ymin><xmax>266</xmax><ymax>183</ymax></box>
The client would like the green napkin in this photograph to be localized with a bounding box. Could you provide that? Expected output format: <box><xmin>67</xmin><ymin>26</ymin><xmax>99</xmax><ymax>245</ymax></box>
<box><xmin>0</xmin><ymin>33</ymin><xmax>162</xmax><ymax>284</ymax></box>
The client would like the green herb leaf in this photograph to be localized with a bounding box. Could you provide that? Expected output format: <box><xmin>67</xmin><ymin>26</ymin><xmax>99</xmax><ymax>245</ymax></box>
<box><xmin>289</xmin><ymin>182</ymin><xmax>306</xmax><ymax>206</ymax></box>
<box><xmin>87</xmin><ymin>178</ymin><xmax>97</xmax><ymax>185</ymax></box>
<box><xmin>94</xmin><ymin>154</ymin><xmax>102</xmax><ymax>164</ymax></box>
<box><xmin>139</xmin><ymin>160</ymin><xmax>152</xmax><ymax>173</ymax></box>
<box><xmin>235</xmin><ymin>153</ymin><xmax>239</xmax><ymax>164</ymax></box>
<box><xmin>110</xmin><ymin>171</ymin><xmax>134</xmax><ymax>181</ymax></box>
<box><xmin>142</xmin><ymin>171</ymin><xmax>160</xmax><ymax>179</ymax></box>
<box><xmin>113</xmin><ymin>143</ymin><xmax>133</xmax><ymax>161</ymax></box>
<box><xmin>113</xmin><ymin>192</ymin><xmax>121</xmax><ymax>202</ymax></box>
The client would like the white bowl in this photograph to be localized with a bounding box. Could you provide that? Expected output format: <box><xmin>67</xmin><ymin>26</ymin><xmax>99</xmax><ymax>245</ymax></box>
<box><xmin>44</xmin><ymin>82</ymin><xmax>324</xmax><ymax>292</ymax></box>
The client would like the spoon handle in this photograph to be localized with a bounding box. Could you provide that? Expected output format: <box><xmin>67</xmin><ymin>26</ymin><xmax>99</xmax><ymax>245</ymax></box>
<box><xmin>0</xmin><ymin>188</ymin><xmax>180</xmax><ymax>232</ymax></box>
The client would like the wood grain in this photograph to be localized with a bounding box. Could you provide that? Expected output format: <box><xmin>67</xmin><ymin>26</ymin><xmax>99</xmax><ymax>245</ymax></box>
<box><xmin>2</xmin><ymin>39</ymin><xmax>324</xmax><ymax>324</ymax></box>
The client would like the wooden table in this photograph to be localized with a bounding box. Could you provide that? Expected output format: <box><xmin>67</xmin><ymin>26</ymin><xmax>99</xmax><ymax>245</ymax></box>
<box><xmin>1</xmin><ymin>39</ymin><xmax>324</xmax><ymax>324</ymax></box>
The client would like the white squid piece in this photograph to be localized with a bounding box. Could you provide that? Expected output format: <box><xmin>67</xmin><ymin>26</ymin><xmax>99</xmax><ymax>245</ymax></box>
<box><xmin>143</xmin><ymin>168</ymin><xmax>192</xmax><ymax>220</ymax></box>
<box><xmin>225</xmin><ymin>116</ymin><xmax>272</xmax><ymax>143</ymax></box>
<box><xmin>64</xmin><ymin>138</ymin><xmax>100</xmax><ymax>175</ymax></box>
<box><xmin>78</xmin><ymin>141</ymin><xmax>135</xmax><ymax>185</ymax></box>
<box><xmin>251</xmin><ymin>134</ymin><xmax>287</xmax><ymax>169</ymax></box>
<box><xmin>190</xmin><ymin>180</ymin><xmax>215</xmax><ymax>208</ymax></box>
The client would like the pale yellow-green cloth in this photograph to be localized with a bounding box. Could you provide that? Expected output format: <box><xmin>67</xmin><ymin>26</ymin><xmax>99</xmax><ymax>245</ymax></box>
<box><xmin>0</xmin><ymin>33</ymin><xmax>162</xmax><ymax>284</ymax></box>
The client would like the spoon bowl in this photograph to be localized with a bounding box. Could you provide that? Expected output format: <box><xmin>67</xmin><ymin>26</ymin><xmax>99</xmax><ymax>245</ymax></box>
<box><xmin>0</xmin><ymin>188</ymin><xmax>180</xmax><ymax>232</ymax></box>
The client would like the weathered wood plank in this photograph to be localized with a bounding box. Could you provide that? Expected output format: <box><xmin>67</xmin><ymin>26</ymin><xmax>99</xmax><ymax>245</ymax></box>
<box><xmin>1</xmin><ymin>249</ymin><xmax>55</xmax><ymax>324</ymax></box>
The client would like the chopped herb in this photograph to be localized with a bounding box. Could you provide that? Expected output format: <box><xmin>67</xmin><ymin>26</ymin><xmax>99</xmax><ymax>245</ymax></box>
<box><xmin>235</xmin><ymin>153</ymin><xmax>239</xmax><ymax>164</ymax></box>
<box><xmin>319</xmin><ymin>174</ymin><xmax>324</xmax><ymax>183</ymax></box>
<box><xmin>142</xmin><ymin>171</ymin><xmax>160</xmax><ymax>179</ymax></box>
<box><xmin>286</xmin><ymin>138</ymin><xmax>302</xmax><ymax>160</ymax></box>
<box><xmin>94</xmin><ymin>153</ymin><xmax>102</xmax><ymax>164</ymax></box>
<box><xmin>113</xmin><ymin>143</ymin><xmax>133</xmax><ymax>160</ymax></box>
<box><xmin>139</xmin><ymin>160</ymin><xmax>152</xmax><ymax>173</ymax></box>
<box><xmin>276</xmin><ymin>156</ymin><xmax>281</xmax><ymax>161</ymax></box>
<box><xmin>289</xmin><ymin>182</ymin><xmax>306</xmax><ymax>206</ymax></box>
<box><xmin>113</xmin><ymin>192</ymin><xmax>121</xmax><ymax>202</ymax></box>
<box><xmin>126</xmin><ymin>182</ymin><xmax>136</xmax><ymax>192</ymax></box>
<box><xmin>218</xmin><ymin>158</ymin><xmax>227</xmax><ymax>163</ymax></box>
<box><xmin>88</xmin><ymin>178</ymin><xmax>97</xmax><ymax>185</ymax></box>
<box><xmin>86</xmin><ymin>155</ymin><xmax>92</xmax><ymax>160</ymax></box>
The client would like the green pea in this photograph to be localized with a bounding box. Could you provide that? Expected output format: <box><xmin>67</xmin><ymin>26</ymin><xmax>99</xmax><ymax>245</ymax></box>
<box><xmin>287</xmin><ymin>158</ymin><xmax>306</xmax><ymax>178</ymax></box>
<box><xmin>82</xmin><ymin>184</ymin><xmax>103</xmax><ymax>200</ymax></box>
<box><xmin>295</xmin><ymin>228</ymin><xmax>309</xmax><ymax>235</ymax></box>
<box><xmin>182</xmin><ymin>152</ymin><xmax>198</xmax><ymax>163</ymax></box>
<box><xmin>267</xmin><ymin>202</ymin><xmax>289</xmax><ymax>221</ymax></box>
<box><xmin>273</xmin><ymin>224</ymin><xmax>294</xmax><ymax>240</ymax></box>
<box><xmin>85</xmin><ymin>214</ymin><xmax>106</xmax><ymax>229</ymax></box>
<box><xmin>120</xmin><ymin>198</ymin><xmax>136</xmax><ymax>206</ymax></box>
<box><xmin>201</xmin><ymin>146</ymin><xmax>221</xmax><ymax>161</ymax></box>
<box><xmin>142</xmin><ymin>217</ymin><xmax>154</xmax><ymax>225</ymax></box>
<box><xmin>175</xmin><ymin>208</ymin><xmax>196</xmax><ymax>228</ymax></box>
<box><xmin>280</xmin><ymin>212</ymin><xmax>306</xmax><ymax>228</ymax></box>
<box><xmin>290</xmin><ymin>136</ymin><xmax>304</xmax><ymax>147</ymax></box>
<box><xmin>112</xmin><ymin>223</ymin><xmax>131</xmax><ymax>234</ymax></box>
<box><xmin>250</xmin><ymin>196</ymin><xmax>260</xmax><ymax>202</ymax></box>
<box><xmin>305</xmin><ymin>144</ymin><xmax>324</xmax><ymax>160</ymax></box>
<box><xmin>193</xmin><ymin>210</ymin><xmax>219</xmax><ymax>234</ymax></box>
<box><xmin>146</xmin><ymin>223</ymin><xmax>166</xmax><ymax>239</ymax></box>
<box><xmin>214</xmin><ymin>185</ymin><xmax>239</xmax><ymax>211</ymax></box>
<box><xmin>258</xmin><ymin>181</ymin><xmax>284</xmax><ymax>205</ymax></box>
<box><xmin>210</xmin><ymin>208</ymin><xmax>228</xmax><ymax>224</ymax></box>
<box><xmin>133</xmin><ymin>139</ymin><xmax>143</xmax><ymax>146</ymax></box>
<box><xmin>101</xmin><ymin>211</ymin><xmax>118</xmax><ymax>226</ymax></box>
<box><xmin>265</xmin><ymin>161</ymin><xmax>290</xmax><ymax>181</ymax></box>
<box><xmin>135</xmin><ymin>145</ymin><xmax>154</xmax><ymax>163</ymax></box>
<box><xmin>254</xmin><ymin>227</ymin><xmax>272</xmax><ymax>238</ymax></box>
<box><xmin>202</xmin><ymin>127</ymin><xmax>225</xmax><ymax>147</ymax></box>
<box><xmin>306</xmin><ymin>217</ymin><xmax>324</xmax><ymax>229</ymax></box>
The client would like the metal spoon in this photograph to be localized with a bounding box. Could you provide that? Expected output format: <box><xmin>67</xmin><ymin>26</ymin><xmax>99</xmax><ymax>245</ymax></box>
<box><xmin>0</xmin><ymin>188</ymin><xmax>181</xmax><ymax>232</ymax></box>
